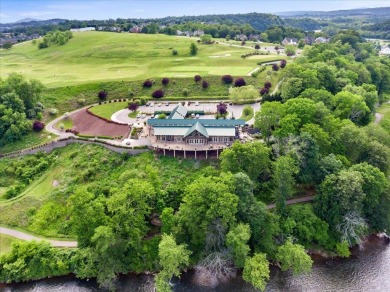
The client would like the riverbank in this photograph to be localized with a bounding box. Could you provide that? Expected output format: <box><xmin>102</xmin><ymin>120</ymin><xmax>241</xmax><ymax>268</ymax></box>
<box><xmin>3</xmin><ymin>234</ymin><xmax>389</xmax><ymax>291</ymax></box>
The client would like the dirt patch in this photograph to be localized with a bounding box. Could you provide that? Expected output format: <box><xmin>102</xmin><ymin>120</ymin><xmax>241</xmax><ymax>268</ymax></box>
<box><xmin>70</xmin><ymin>109</ymin><xmax>130</xmax><ymax>138</ymax></box>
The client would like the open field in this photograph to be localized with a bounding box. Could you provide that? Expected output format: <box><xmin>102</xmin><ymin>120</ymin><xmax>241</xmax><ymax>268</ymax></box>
<box><xmin>89</xmin><ymin>101</ymin><xmax>129</xmax><ymax>119</ymax></box>
<box><xmin>0</xmin><ymin>32</ymin><xmax>277</xmax><ymax>87</ymax></box>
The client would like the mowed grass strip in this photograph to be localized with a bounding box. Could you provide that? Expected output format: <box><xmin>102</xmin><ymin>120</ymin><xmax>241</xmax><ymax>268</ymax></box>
<box><xmin>0</xmin><ymin>32</ymin><xmax>278</xmax><ymax>87</ymax></box>
<box><xmin>89</xmin><ymin>101</ymin><xmax>129</xmax><ymax>119</ymax></box>
<box><xmin>0</xmin><ymin>234</ymin><xmax>22</xmax><ymax>254</ymax></box>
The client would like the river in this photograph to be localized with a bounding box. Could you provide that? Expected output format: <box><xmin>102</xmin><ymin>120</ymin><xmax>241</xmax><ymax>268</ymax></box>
<box><xmin>3</xmin><ymin>236</ymin><xmax>389</xmax><ymax>292</ymax></box>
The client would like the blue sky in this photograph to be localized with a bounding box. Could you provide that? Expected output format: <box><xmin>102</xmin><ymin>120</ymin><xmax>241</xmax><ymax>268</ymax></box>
<box><xmin>1</xmin><ymin>0</ymin><xmax>389</xmax><ymax>23</ymax></box>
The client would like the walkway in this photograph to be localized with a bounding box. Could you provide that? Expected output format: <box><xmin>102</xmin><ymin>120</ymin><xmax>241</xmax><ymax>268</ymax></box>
<box><xmin>375</xmin><ymin>113</ymin><xmax>384</xmax><ymax>124</ymax></box>
<box><xmin>0</xmin><ymin>226</ymin><xmax>77</xmax><ymax>248</ymax></box>
<box><xmin>0</xmin><ymin>195</ymin><xmax>315</xmax><ymax>249</ymax></box>
<box><xmin>266</xmin><ymin>195</ymin><xmax>315</xmax><ymax>210</ymax></box>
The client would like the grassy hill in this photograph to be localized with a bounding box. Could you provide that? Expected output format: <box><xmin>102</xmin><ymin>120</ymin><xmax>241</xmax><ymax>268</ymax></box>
<box><xmin>0</xmin><ymin>32</ymin><xmax>279</xmax><ymax>88</ymax></box>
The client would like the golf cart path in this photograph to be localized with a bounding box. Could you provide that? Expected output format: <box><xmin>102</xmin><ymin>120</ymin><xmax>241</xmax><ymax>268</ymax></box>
<box><xmin>0</xmin><ymin>226</ymin><xmax>77</xmax><ymax>248</ymax></box>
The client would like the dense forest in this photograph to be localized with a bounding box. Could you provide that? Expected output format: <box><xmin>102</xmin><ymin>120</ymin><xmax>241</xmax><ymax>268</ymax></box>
<box><xmin>0</xmin><ymin>29</ymin><xmax>389</xmax><ymax>291</ymax></box>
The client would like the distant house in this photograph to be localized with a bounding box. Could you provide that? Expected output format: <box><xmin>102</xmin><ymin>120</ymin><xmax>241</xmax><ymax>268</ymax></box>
<box><xmin>193</xmin><ymin>29</ymin><xmax>204</xmax><ymax>37</ymax></box>
<box><xmin>315</xmin><ymin>37</ymin><xmax>329</xmax><ymax>43</ymax></box>
<box><xmin>282</xmin><ymin>38</ymin><xmax>298</xmax><ymax>46</ymax></box>
<box><xmin>249</xmin><ymin>34</ymin><xmax>260</xmax><ymax>41</ymax></box>
<box><xmin>236</xmin><ymin>34</ymin><xmax>248</xmax><ymax>41</ymax></box>
<box><xmin>98</xmin><ymin>26</ymin><xmax>121</xmax><ymax>32</ymax></box>
<box><xmin>183</xmin><ymin>31</ymin><xmax>193</xmax><ymax>37</ymax></box>
<box><xmin>129</xmin><ymin>26</ymin><xmax>143</xmax><ymax>33</ymax></box>
<box><xmin>380</xmin><ymin>47</ymin><xmax>390</xmax><ymax>55</ymax></box>
<box><xmin>176</xmin><ymin>30</ymin><xmax>183</xmax><ymax>36</ymax></box>
<box><xmin>303</xmin><ymin>36</ymin><xmax>314</xmax><ymax>45</ymax></box>
<box><xmin>70</xmin><ymin>27</ymin><xmax>95</xmax><ymax>32</ymax></box>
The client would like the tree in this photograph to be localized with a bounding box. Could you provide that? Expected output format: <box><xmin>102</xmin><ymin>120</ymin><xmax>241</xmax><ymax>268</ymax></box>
<box><xmin>190</xmin><ymin>43</ymin><xmax>198</xmax><ymax>55</ymax></box>
<box><xmin>280</xmin><ymin>59</ymin><xmax>287</xmax><ymax>68</ymax></box>
<box><xmin>176</xmin><ymin>174</ymin><xmax>238</xmax><ymax>251</ymax></box>
<box><xmin>200</xmin><ymin>34</ymin><xmax>213</xmax><ymax>44</ymax></box>
<box><xmin>255</xmin><ymin>44</ymin><xmax>260</xmax><ymax>50</ymax></box>
<box><xmin>152</xmin><ymin>89</ymin><xmax>164</xmax><ymax>98</ymax></box>
<box><xmin>172</xmin><ymin>49</ymin><xmax>178</xmax><ymax>56</ymax></box>
<box><xmin>128</xmin><ymin>102</ymin><xmax>139</xmax><ymax>112</ymax></box>
<box><xmin>281</xmin><ymin>77</ymin><xmax>303</xmax><ymax>101</ymax></box>
<box><xmin>273</xmin><ymin>156</ymin><xmax>299</xmax><ymax>216</ymax></box>
<box><xmin>222</xmin><ymin>75</ymin><xmax>233</xmax><ymax>84</ymax></box>
<box><xmin>314</xmin><ymin>170</ymin><xmax>365</xmax><ymax>230</ymax></box>
<box><xmin>332</xmin><ymin>91</ymin><xmax>370</xmax><ymax>125</ymax></box>
<box><xmin>155</xmin><ymin>234</ymin><xmax>191</xmax><ymax>292</ymax></box>
<box><xmin>162</xmin><ymin>78</ymin><xmax>170</xmax><ymax>86</ymax></box>
<box><xmin>226</xmin><ymin>224</ymin><xmax>251</xmax><ymax>268</ymax></box>
<box><xmin>194</xmin><ymin>75</ymin><xmax>202</xmax><ymax>83</ymax></box>
<box><xmin>272</xmin><ymin>63</ymin><xmax>279</xmax><ymax>71</ymax></box>
<box><xmin>242</xmin><ymin>253</ymin><xmax>270</xmax><ymax>292</ymax></box>
<box><xmin>254</xmin><ymin>101</ymin><xmax>285</xmax><ymax>144</ymax></box>
<box><xmin>2</xmin><ymin>42</ymin><xmax>12</xmax><ymax>49</ymax></box>
<box><xmin>276</xmin><ymin>238</ymin><xmax>313</xmax><ymax>275</ymax></box>
<box><xmin>143</xmin><ymin>79</ymin><xmax>153</xmax><ymax>88</ymax></box>
<box><xmin>234</xmin><ymin>77</ymin><xmax>246</xmax><ymax>87</ymax></box>
<box><xmin>229</xmin><ymin>85</ymin><xmax>259</xmax><ymax>103</ymax></box>
<box><xmin>216</xmin><ymin>102</ymin><xmax>227</xmax><ymax>115</ymax></box>
<box><xmin>202</xmin><ymin>80</ymin><xmax>209</xmax><ymax>89</ymax></box>
<box><xmin>285</xmin><ymin>45</ymin><xmax>297</xmax><ymax>56</ymax></box>
<box><xmin>32</xmin><ymin>120</ymin><xmax>45</xmax><ymax>132</ymax></box>
<box><xmin>220</xmin><ymin>141</ymin><xmax>272</xmax><ymax>181</ymax></box>
<box><xmin>98</xmin><ymin>90</ymin><xmax>107</xmax><ymax>100</ymax></box>
<box><xmin>260</xmin><ymin>88</ymin><xmax>269</xmax><ymax>96</ymax></box>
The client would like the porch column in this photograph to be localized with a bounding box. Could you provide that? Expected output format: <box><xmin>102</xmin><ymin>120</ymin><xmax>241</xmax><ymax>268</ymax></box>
<box><xmin>174</xmin><ymin>149</ymin><xmax>176</xmax><ymax>157</ymax></box>
<box><xmin>184</xmin><ymin>149</ymin><xmax>186</xmax><ymax>159</ymax></box>
<box><xmin>195</xmin><ymin>149</ymin><xmax>197</xmax><ymax>160</ymax></box>
<box><xmin>216</xmin><ymin>149</ymin><xmax>218</xmax><ymax>159</ymax></box>
<box><xmin>206</xmin><ymin>149</ymin><xmax>208</xmax><ymax>160</ymax></box>
<box><xmin>163</xmin><ymin>148</ymin><xmax>166</xmax><ymax>156</ymax></box>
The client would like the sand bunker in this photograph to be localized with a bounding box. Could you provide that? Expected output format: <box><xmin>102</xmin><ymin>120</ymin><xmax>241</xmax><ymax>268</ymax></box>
<box><xmin>209</xmin><ymin>54</ymin><xmax>231</xmax><ymax>58</ymax></box>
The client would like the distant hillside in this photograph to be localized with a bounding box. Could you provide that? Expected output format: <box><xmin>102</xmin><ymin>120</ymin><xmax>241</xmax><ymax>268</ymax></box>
<box><xmin>14</xmin><ymin>18</ymin><xmax>40</xmax><ymax>23</ymax></box>
<box><xmin>365</xmin><ymin>20</ymin><xmax>390</xmax><ymax>32</ymax></box>
<box><xmin>278</xmin><ymin>7</ymin><xmax>390</xmax><ymax>18</ymax></box>
<box><xmin>156</xmin><ymin>12</ymin><xmax>284</xmax><ymax>31</ymax></box>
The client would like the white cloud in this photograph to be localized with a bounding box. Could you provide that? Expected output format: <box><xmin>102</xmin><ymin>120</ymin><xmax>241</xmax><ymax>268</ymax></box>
<box><xmin>134</xmin><ymin>9</ymin><xmax>144</xmax><ymax>13</ymax></box>
<box><xmin>0</xmin><ymin>13</ymin><xmax>10</xmax><ymax>18</ymax></box>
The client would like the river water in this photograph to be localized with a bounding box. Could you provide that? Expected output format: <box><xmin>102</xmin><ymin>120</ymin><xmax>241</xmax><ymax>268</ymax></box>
<box><xmin>3</xmin><ymin>236</ymin><xmax>389</xmax><ymax>292</ymax></box>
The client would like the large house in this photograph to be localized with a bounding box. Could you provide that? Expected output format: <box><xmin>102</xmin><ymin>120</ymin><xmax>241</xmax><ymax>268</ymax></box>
<box><xmin>147</xmin><ymin>104</ymin><xmax>245</xmax><ymax>146</ymax></box>
<box><xmin>282</xmin><ymin>38</ymin><xmax>298</xmax><ymax>45</ymax></box>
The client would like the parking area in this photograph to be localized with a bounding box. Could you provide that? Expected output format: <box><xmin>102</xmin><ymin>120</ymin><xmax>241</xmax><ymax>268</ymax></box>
<box><xmin>111</xmin><ymin>101</ymin><xmax>260</xmax><ymax>125</ymax></box>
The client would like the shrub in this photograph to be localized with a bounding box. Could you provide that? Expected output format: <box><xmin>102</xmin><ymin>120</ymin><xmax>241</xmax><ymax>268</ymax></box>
<box><xmin>77</xmin><ymin>98</ymin><xmax>86</xmax><ymax>105</ymax></box>
<box><xmin>162</xmin><ymin>78</ymin><xmax>170</xmax><ymax>86</ymax></box>
<box><xmin>143</xmin><ymin>80</ymin><xmax>153</xmax><ymax>88</ymax></box>
<box><xmin>98</xmin><ymin>90</ymin><xmax>107</xmax><ymax>100</ymax></box>
<box><xmin>272</xmin><ymin>64</ymin><xmax>280</xmax><ymax>71</ymax></box>
<box><xmin>49</xmin><ymin>108</ymin><xmax>58</xmax><ymax>115</ymax></box>
<box><xmin>183</xmin><ymin>88</ymin><xmax>189</xmax><ymax>96</ymax></box>
<box><xmin>234</xmin><ymin>78</ymin><xmax>246</xmax><ymax>87</ymax></box>
<box><xmin>172</xmin><ymin>49</ymin><xmax>178</xmax><ymax>55</ymax></box>
<box><xmin>241</xmin><ymin>41</ymin><xmax>246</xmax><ymax>46</ymax></box>
<box><xmin>280</xmin><ymin>59</ymin><xmax>287</xmax><ymax>68</ymax></box>
<box><xmin>217</xmin><ymin>102</ymin><xmax>227</xmax><ymax>115</ymax></box>
<box><xmin>260</xmin><ymin>88</ymin><xmax>269</xmax><ymax>96</ymax></box>
<box><xmin>158</xmin><ymin>113</ymin><xmax>167</xmax><ymax>119</ymax></box>
<box><xmin>152</xmin><ymin>89</ymin><xmax>164</xmax><ymax>98</ymax></box>
<box><xmin>33</xmin><ymin>120</ymin><xmax>45</xmax><ymax>132</ymax></box>
<box><xmin>202</xmin><ymin>80</ymin><xmax>209</xmax><ymax>89</ymax></box>
<box><xmin>128</xmin><ymin>102</ymin><xmax>139</xmax><ymax>111</ymax></box>
<box><xmin>264</xmin><ymin>81</ymin><xmax>272</xmax><ymax>89</ymax></box>
<box><xmin>139</xmin><ymin>97</ymin><xmax>147</xmax><ymax>105</ymax></box>
<box><xmin>287</xmin><ymin>52</ymin><xmax>293</xmax><ymax>57</ymax></box>
<box><xmin>129</xmin><ymin>91</ymin><xmax>134</xmax><ymax>97</ymax></box>
<box><xmin>274</xmin><ymin>46</ymin><xmax>279</xmax><ymax>50</ymax></box>
<box><xmin>222</xmin><ymin>75</ymin><xmax>233</xmax><ymax>84</ymax></box>
<box><xmin>255</xmin><ymin>44</ymin><xmax>260</xmax><ymax>50</ymax></box>
<box><xmin>194</xmin><ymin>75</ymin><xmax>202</xmax><ymax>83</ymax></box>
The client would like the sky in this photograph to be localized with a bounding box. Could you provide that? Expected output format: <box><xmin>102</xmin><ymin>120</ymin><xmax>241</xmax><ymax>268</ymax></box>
<box><xmin>1</xmin><ymin>0</ymin><xmax>389</xmax><ymax>23</ymax></box>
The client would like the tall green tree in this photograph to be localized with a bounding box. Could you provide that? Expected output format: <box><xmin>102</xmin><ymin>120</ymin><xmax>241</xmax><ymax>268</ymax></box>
<box><xmin>242</xmin><ymin>253</ymin><xmax>270</xmax><ymax>291</ymax></box>
<box><xmin>226</xmin><ymin>223</ymin><xmax>251</xmax><ymax>268</ymax></box>
<box><xmin>189</xmin><ymin>43</ymin><xmax>198</xmax><ymax>55</ymax></box>
<box><xmin>276</xmin><ymin>238</ymin><xmax>313</xmax><ymax>275</ymax></box>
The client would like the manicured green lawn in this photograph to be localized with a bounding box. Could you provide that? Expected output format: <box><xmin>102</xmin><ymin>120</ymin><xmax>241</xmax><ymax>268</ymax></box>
<box><xmin>54</xmin><ymin>117</ymin><xmax>73</xmax><ymax>130</ymax></box>
<box><xmin>128</xmin><ymin>110</ymin><xmax>139</xmax><ymax>118</ymax></box>
<box><xmin>89</xmin><ymin>101</ymin><xmax>128</xmax><ymax>119</ymax></box>
<box><xmin>0</xmin><ymin>32</ymin><xmax>277</xmax><ymax>88</ymax></box>
<box><xmin>0</xmin><ymin>130</ymin><xmax>57</xmax><ymax>154</ymax></box>
<box><xmin>240</xmin><ymin>105</ymin><xmax>254</xmax><ymax>121</ymax></box>
<box><xmin>0</xmin><ymin>234</ymin><xmax>21</xmax><ymax>254</ymax></box>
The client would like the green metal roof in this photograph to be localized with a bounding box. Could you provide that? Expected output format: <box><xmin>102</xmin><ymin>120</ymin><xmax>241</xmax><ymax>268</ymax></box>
<box><xmin>148</xmin><ymin>119</ymin><xmax>245</xmax><ymax>127</ymax></box>
<box><xmin>184</xmin><ymin>122</ymin><xmax>209</xmax><ymax>138</ymax></box>
<box><xmin>168</xmin><ymin>104</ymin><xmax>187</xmax><ymax>119</ymax></box>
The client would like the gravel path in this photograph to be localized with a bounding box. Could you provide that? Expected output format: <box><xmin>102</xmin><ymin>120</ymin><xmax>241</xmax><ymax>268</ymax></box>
<box><xmin>266</xmin><ymin>195</ymin><xmax>314</xmax><ymax>210</ymax></box>
<box><xmin>0</xmin><ymin>226</ymin><xmax>77</xmax><ymax>248</ymax></box>
<box><xmin>375</xmin><ymin>113</ymin><xmax>384</xmax><ymax>124</ymax></box>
